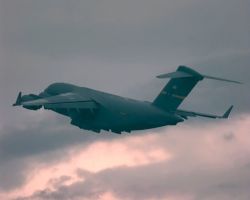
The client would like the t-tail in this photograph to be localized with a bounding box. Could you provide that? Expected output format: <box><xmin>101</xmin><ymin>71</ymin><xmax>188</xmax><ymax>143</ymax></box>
<box><xmin>153</xmin><ymin>66</ymin><xmax>241</xmax><ymax>114</ymax></box>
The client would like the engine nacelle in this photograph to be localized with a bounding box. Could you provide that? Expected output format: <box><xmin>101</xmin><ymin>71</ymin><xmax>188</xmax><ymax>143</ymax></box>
<box><xmin>21</xmin><ymin>94</ymin><xmax>42</xmax><ymax>110</ymax></box>
<box><xmin>23</xmin><ymin>105</ymin><xmax>42</xmax><ymax>110</ymax></box>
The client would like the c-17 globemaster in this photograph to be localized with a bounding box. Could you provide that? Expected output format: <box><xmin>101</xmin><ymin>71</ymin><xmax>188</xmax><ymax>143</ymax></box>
<box><xmin>13</xmin><ymin>66</ymin><xmax>241</xmax><ymax>134</ymax></box>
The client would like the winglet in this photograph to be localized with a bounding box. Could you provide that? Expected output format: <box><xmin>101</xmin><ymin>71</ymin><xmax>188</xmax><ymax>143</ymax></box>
<box><xmin>13</xmin><ymin>92</ymin><xmax>22</xmax><ymax>106</ymax></box>
<box><xmin>222</xmin><ymin>105</ymin><xmax>234</xmax><ymax>119</ymax></box>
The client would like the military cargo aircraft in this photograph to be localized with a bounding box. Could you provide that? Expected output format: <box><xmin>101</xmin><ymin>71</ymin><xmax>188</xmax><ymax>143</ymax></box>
<box><xmin>13</xmin><ymin>66</ymin><xmax>241</xmax><ymax>134</ymax></box>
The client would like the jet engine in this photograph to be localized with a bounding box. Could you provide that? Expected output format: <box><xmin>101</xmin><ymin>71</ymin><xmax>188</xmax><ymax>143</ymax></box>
<box><xmin>13</xmin><ymin>92</ymin><xmax>42</xmax><ymax>110</ymax></box>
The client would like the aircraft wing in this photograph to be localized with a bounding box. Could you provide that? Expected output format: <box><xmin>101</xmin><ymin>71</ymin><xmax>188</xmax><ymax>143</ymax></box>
<box><xmin>175</xmin><ymin>105</ymin><xmax>233</xmax><ymax>119</ymax></box>
<box><xmin>16</xmin><ymin>92</ymin><xmax>98</xmax><ymax>110</ymax></box>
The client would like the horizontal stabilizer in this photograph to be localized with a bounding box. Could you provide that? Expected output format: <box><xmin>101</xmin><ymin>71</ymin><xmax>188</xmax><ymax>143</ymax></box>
<box><xmin>156</xmin><ymin>71</ymin><xmax>193</xmax><ymax>79</ymax></box>
<box><xmin>157</xmin><ymin>66</ymin><xmax>242</xmax><ymax>84</ymax></box>
<box><xmin>203</xmin><ymin>75</ymin><xmax>242</xmax><ymax>84</ymax></box>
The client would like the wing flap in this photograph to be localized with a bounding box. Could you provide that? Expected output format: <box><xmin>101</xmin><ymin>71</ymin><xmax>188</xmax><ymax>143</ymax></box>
<box><xmin>21</xmin><ymin>92</ymin><xmax>98</xmax><ymax>110</ymax></box>
<box><xmin>43</xmin><ymin>101</ymin><xmax>98</xmax><ymax>109</ymax></box>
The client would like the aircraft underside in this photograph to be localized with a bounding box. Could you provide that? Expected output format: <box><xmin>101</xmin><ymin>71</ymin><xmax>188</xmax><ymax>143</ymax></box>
<box><xmin>66</xmin><ymin>108</ymin><xmax>183</xmax><ymax>133</ymax></box>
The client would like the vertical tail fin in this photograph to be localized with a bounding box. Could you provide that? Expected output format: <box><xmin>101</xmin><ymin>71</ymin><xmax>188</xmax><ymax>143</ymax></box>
<box><xmin>153</xmin><ymin>66</ymin><xmax>241</xmax><ymax>111</ymax></box>
<box><xmin>153</xmin><ymin>66</ymin><xmax>203</xmax><ymax>111</ymax></box>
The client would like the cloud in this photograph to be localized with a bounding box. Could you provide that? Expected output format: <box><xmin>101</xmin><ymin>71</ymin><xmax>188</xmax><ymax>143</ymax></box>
<box><xmin>0</xmin><ymin>110</ymin><xmax>115</xmax><ymax>191</ymax></box>
<box><xmin>0</xmin><ymin>1</ymin><xmax>249</xmax><ymax>200</ymax></box>
<box><xmin>6</xmin><ymin>114</ymin><xmax>250</xmax><ymax>200</ymax></box>
<box><xmin>2</xmin><ymin>0</ymin><xmax>250</xmax><ymax>59</ymax></box>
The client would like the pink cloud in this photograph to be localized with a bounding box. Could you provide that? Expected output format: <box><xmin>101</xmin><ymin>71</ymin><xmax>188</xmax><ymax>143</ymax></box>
<box><xmin>9</xmin><ymin>133</ymin><xmax>170</xmax><ymax>198</ymax></box>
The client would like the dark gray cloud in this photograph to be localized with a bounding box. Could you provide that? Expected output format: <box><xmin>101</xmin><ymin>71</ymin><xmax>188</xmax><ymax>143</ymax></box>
<box><xmin>2</xmin><ymin>0</ymin><xmax>250</xmax><ymax>58</ymax></box>
<box><xmin>0</xmin><ymin>111</ymin><xmax>121</xmax><ymax>190</ymax></box>
<box><xmin>0</xmin><ymin>159</ymin><xmax>28</xmax><ymax>191</ymax></box>
<box><xmin>0</xmin><ymin>117</ymin><xmax>96</xmax><ymax>162</ymax></box>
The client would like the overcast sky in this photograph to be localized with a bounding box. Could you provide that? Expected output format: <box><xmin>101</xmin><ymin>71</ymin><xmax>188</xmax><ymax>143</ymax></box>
<box><xmin>0</xmin><ymin>0</ymin><xmax>250</xmax><ymax>200</ymax></box>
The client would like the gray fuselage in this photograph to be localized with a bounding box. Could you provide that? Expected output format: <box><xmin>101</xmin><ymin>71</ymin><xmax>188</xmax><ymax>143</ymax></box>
<box><xmin>41</xmin><ymin>83</ymin><xmax>183</xmax><ymax>133</ymax></box>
